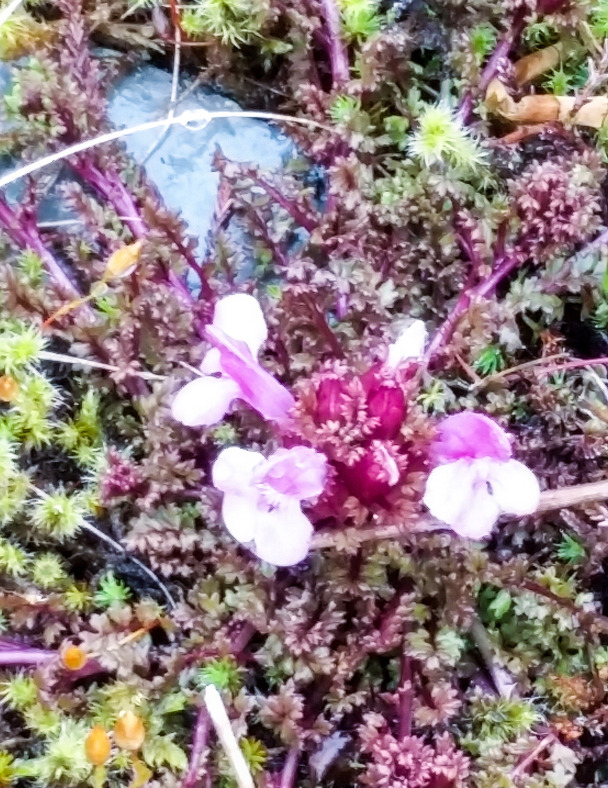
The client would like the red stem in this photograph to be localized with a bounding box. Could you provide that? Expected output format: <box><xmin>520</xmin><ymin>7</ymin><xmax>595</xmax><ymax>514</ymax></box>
<box><xmin>71</xmin><ymin>156</ymin><xmax>214</xmax><ymax>302</ymax></box>
<box><xmin>424</xmin><ymin>248</ymin><xmax>520</xmax><ymax>365</ymax></box>
<box><xmin>280</xmin><ymin>746</ymin><xmax>300</xmax><ymax>788</ymax></box>
<box><xmin>0</xmin><ymin>193</ymin><xmax>81</xmax><ymax>300</ymax></box>
<box><xmin>458</xmin><ymin>13</ymin><xmax>525</xmax><ymax>124</ymax></box>
<box><xmin>303</xmin><ymin>292</ymin><xmax>344</xmax><ymax>357</ymax></box>
<box><xmin>397</xmin><ymin>651</ymin><xmax>413</xmax><ymax>739</ymax></box>
<box><xmin>182</xmin><ymin>706</ymin><xmax>211</xmax><ymax>788</ymax></box>
<box><xmin>250</xmin><ymin>174</ymin><xmax>318</xmax><ymax>233</ymax></box>
<box><xmin>319</xmin><ymin>0</ymin><xmax>349</xmax><ymax>88</ymax></box>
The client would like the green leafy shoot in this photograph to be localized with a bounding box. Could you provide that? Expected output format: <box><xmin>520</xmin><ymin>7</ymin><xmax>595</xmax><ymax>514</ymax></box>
<box><xmin>556</xmin><ymin>533</ymin><xmax>586</xmax><ymax>565</ymax></box>
<box><xmin>94</xmin><ymin>571</ymin><xmax>132</xmax><ymax>609</ymax></box>
<box><xmin>473</xmin><ymin>345</ymin><xmax>506</xmax><ymax>376</ymax></box>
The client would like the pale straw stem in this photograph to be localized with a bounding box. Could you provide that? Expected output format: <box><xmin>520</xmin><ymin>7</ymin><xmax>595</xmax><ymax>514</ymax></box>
<box><xmin>203</xmin><ymin>685</ymin><xmax>254</xmax><ymax>788</ymax></box>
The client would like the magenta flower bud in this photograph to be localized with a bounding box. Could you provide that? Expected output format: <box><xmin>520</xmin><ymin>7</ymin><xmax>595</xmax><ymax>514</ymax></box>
<box><xmin>537</xmin><ymin>0</ymin><xmax>568</xmax><ymax>12</ymax></box>
<box><xmin>366</xmin><ymin>382</ymin><xmax>406</xmax><ymax>440</ymax></box>
<box><xmin>315</xmin><ymin>377</ymin><xmax>346</xmax><ymax>424</ymax></box>
<box><xmin>339</xmin><ymin>443</ymin><xmax>400</xmax><ymax>507</ymax></box>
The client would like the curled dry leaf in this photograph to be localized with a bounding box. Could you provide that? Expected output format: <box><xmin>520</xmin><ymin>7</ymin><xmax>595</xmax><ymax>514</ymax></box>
<box><xmin>486</xmin><ymin>42</ymin><xmax>608</xmax><ymax>129</ymax></box>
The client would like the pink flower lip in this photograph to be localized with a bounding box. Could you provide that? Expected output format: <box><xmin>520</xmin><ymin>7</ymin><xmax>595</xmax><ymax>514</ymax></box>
<box><xmin>424</xmin><ymin>412</ymin><xmax>540</xmax><ymax>539</ymax></box>
<box><xmin>432</xmin><ymin>412</ymin><xmax>512</xmax><ymax>464</ymax></box>
<box><xmin>212</xmin><ymin>445</ymin><xmax>328</xmax><ymax>566</ymax></box>
<box><xmin>171</xmin><ymin>293</ymin><xmax>294</xmax><ymax>428</ymax></box>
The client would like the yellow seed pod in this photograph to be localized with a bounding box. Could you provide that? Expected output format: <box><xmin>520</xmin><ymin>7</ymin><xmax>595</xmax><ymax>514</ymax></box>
<box><xmin>85</xmin><ymin>726</ymin><xmax>112</xmax><ymax>766</ymax></box>
<box><xmin>113</xmin><ymin>710</ymin><xmax>145</xmax><ymax>751</ymax></box>
<box><xmin>103</xmin><ymin>240</ymin><xmax>144</xmax><ymax>282</ymax></box>
<box><xmin>60</xmin><ymin>643</ymin><xmax>87</xmax><ymax>671</ymax></box>
<box><xmin>0</xmin><ymin>375</ymin><xmax>18</xmax><ymax>403</ymax></box>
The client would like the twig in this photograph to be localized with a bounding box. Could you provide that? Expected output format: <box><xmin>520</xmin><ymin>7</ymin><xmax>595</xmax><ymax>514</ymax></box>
<box><xmin>311</xmin><ymin>478</ymin><xmax>608</xmax><ymax>550</ymax></box>
<box><xmin>471</xmin><ymin>353</ymin><xmax>568</xmax><ymax>389</ymax></box>
<box><xmin>183</xmin><ymin>706</ymin><xmax>211</xmax><ymax>788</ymax></box>
<box><xmin>80</xmin><ymin>520</ymin><xmax>177</xmax><ymax>610</ymax></box>
<box><xmin>203</xmin><ymin>686</ymin><xmax>254</xmax><ymax>788</ymax></box>
<box><xmin>142</xmin><ymin>0</ymin><xmax>182</xmax><ymax>165</ymax></box>
<box><xmin>29</xmin><ymin>483</ymin><xmax>176</xmax><ymax>609</ymax></box>
<box><xmin>470</xmin><ymin>619</ymin><xmax>517</xmax><ymax>698</ymax></box>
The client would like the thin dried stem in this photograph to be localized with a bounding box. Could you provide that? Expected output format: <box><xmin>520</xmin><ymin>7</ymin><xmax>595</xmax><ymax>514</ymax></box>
<box><xmin>311</xmin><ymin>478</ymin><xmax>608</xmax><ymax>550</ymax></box>
<box><xmin>0</xmin><ymin>0</ymin><xmax>26</xmax><ymax>28</ymax></box>
<box><xmin>203</xmin><ymin>686</ymin><xmax>254</xmax><ymax>788</ymax></box>
<box><xmin>38</xmin><ymin>350</ymin><xmax>167</xmax><ymax>380</ymax></box>
<box><xmin>0</xmin><ymin>110</ymin><xmax>334</xmax><ymax>191</ymax></box>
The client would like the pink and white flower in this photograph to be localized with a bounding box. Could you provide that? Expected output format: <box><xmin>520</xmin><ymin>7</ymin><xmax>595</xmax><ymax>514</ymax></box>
<box><xmin>212</xmin><ymin>445</ymin><xmax>327</xmax><ymax>566</ymax></box>
<box><xmin>423</xmin><ymin>412</ymin><xmax>540</xmax><ymax>539</ymax></box>
<box><xmin>171</xmin><ymin>294</ymin><xmax>295</xmax><ymax>428</ymax></box>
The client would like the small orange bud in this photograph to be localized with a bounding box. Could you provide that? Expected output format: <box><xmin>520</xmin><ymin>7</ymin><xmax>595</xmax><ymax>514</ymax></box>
<box><xmin>0</xmin><ymin>375</ymin><xmax>18</xmax><ymax>403</ymax></box>
<box><xmin>85</xmin><ymin>726</ymin><xmax>112</xmax><ymax>765</ymax></box>
<box><xmin>113</xmin><ymin>710</ymin><xmax>145</xmax><ymax>751</ymax></box>
<box><xmin>60</xmin><ymin>643</ymin><xmax>87</xmax><ymax>671</ymax></box>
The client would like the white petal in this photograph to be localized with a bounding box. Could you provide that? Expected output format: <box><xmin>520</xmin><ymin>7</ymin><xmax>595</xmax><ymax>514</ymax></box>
<box><xmin>171</xmin><ymin>376</ymin><xmax>240</xmax><ymax>427</ymax></box>
<box><xmin>221</xmin><ymin>492</ymin><xmax>259</xmax><ymax>543</ymax></box>
<box><xmin>212</xmin><ymin>294</ymin><xmax>268</xmax><ymax>358</ymax></box>
<box><xmin>200</xmin><ymin>348</ymin><xmax>221</xmax><ymax>374</ymax></box>
<box><xmin>486</xmin><ymin>459</ymin><xmax>540</xmax><ymax>516</ymax></box>
<box><xmin>212</xmin><ymin>446</ymin><xmax>265</xmax><ymax>495</ymax></box>
<box><xmin>423</xmin><ymin>459</ymin><xmax>499</xmax><ymax>539</ymax></box>
<box><xmin>252</xmin><ymin>500</ymin><xmax>313</xmax><ymax>567</ymax></box>
<box><xmin>386</xmin><ymin>320</ymin><xmax>427</xmax><ymax>369</ymax></box>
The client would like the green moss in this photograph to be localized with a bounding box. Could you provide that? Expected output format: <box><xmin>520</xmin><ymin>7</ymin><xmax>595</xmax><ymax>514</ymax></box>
<box><xmin>29</xmin><ymin>491</ymin><xmax>87</xmax><ymax>540</ymax></box>
<box><xmin>94</xmin><ymin>571</ymin><xmax>132</xmax><ymax>608</ymax></box>
<box><xmin>196</xmin><ymin>656</ymin><xmax>243</xmax><ymax>693</ymax></box>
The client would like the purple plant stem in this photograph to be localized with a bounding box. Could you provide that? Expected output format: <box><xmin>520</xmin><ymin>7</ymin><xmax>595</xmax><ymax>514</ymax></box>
<box><xmin>474</xmin><ymin>254</ymin><xmax>520</xmax><ymax>299</ymax></box>
<box><xmin>0</xmin><ymin>646</ymin><xmax>54</xmax><ymax>665</ymax></box>
<box><xmin>0</xmin><ymin>193</ymin><xmax>80</xmax><ymax>300</ymax></box>
<box><xmin>250</xmin><ymin>174</ymin><xmax>318</xmax><ymax>234</ymax></box>
<box><xmin>458</xmin><ymin>14</ymin><xmax>525</xmax><ymax>124</ymax></box>
<box><xmin>510</xmin><ymin>733</ymin><xmax>554</xmax><ymax>779</ymax></box>
<box><xmin>424</xmin><ymin>248</ymin><xmax>520</xmax><ymax>366</ymax></box>
<box><xmin>70</xmin><ymin>156</ymin><xmax>208</xmax><ymax>336</ymax></box>
<box><xmin>397</xmin><ymin>651</ymin><xmax>413</xmax><ymax>739</ymax></box>
<box><xmin>70</xmin><ymin>156</ymin><xmax>214</xmax><ymax>304</ymax></box>
<box><xmin>423</xmin><ymin>286</ymin><xmax>472</xmax><ymax>364</ymax></box>
<box><xmin>280</xmin><ymin>746</ymin><xmax>300</xmax><ymax>788</ymax></box>
<box><xmin>320</xmin><ymin>0</ymin><xmax>349</xmax><ymax>88</ymax></box>
<box><xmin>183</xmin><ymin>706</ymin><xmax>211</xmax><ymax>788</ymax></box>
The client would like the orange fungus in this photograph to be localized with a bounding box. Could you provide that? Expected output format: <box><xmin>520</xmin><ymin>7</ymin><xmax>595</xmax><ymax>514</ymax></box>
<box><xmin>60</xmin><ymin>643</ymin><xmax>87</xmax><ymax>671</ymax></box>
<box><xmin>85</xmin><ymin>726</ymin><xmax>112</xmax><ymax>765</ymax></box>
<box><xmin>113</xmin><ymin>710</ymin><xmax>145</xmax><ymax>751</ymax></box>
<box><xmin>0</xmin><ymin>375</ymin><xmax>18</xmax><ymax>403</ymax></box>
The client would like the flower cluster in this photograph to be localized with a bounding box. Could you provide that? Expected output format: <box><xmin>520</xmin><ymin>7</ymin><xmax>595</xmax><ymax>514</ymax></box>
<box><xmin>290</xmin><ymin>321</ymin><xmax>431</xmax><ymax>522</ymax></box>
<box><xmin>172</xmin><ymin>294</ymin><xmax>541</xmax><ymax>561</ymax></box>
